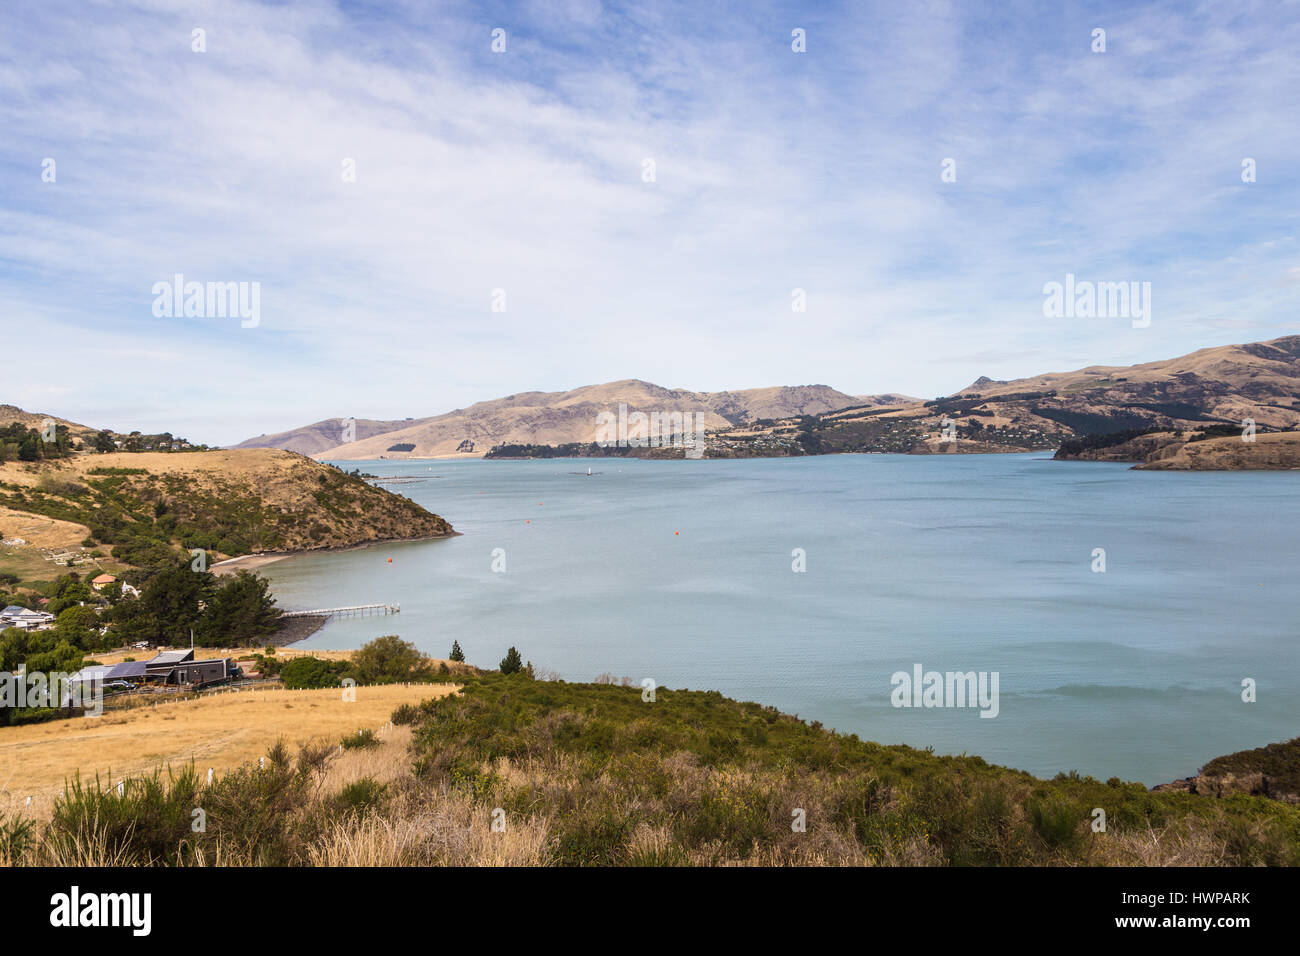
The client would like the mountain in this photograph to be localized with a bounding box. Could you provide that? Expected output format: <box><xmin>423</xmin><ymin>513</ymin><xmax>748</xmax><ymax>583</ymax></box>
<box><xmin>233</xmin><ymin>417</ymin><xmax>420</xmax><ymax>457</ymax></box>
<box><xmin>705</xmin><ymin>334</ymin><xmax>1300</xmax><ymax>457</ymax></box>
<box><xmin>853</xmin><ymin>393</ymin><xmax>922</xmax><ymax>406</ymax></box>
<box><xmin>229</xmin><ymin>336</ymin><xmax>1300</xmax><ymax>460</ymax></box>
<box><xmin>239</xmin><ymin>381</ymin><xmax>861</xmax><ymax>460</ymax></box>
<box><xmin>950</xmin><ymin>335</ymin><xmax>1300</xmax><ymax>432</ymax></box>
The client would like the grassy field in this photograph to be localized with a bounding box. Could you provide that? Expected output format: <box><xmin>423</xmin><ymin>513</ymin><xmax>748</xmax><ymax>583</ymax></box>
<box><xmin>0</xmin><ymin>682</ymin><xmax>457</xmax><ymax>822</ymax></box>
<box><xmin>4</xmin><ymin>672</ymin><xmax>1298</xmax><ymax>867</ymax></box>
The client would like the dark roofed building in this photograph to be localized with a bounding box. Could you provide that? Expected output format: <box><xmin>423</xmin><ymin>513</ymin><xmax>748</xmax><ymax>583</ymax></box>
<box><xmin>145</xmin><ymin>649</ymin><xmax>239</xmax><ymax>686</ymax></box>
<box><xmin>105</xmin><ymin>661</ymin><xmax>147</xmax><ymax>681</ymax></box>
<box><xmin>145</xmin><ymin>649</ymin><xmax>194</xmax><ymax>680</ymax></box>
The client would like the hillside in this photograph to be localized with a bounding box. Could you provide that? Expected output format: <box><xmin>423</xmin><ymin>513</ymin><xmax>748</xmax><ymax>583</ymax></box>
<box><xmin>234</xmin><ymin>416</ymin><xmax>421</xmax><ymax>457</ymax></box>
<box><xmin>1052</xmin><ymin>428</ymin><xmax>1300</xmax><ymax>469</ymax></box>
<box><xmin>8</xmin><ymin>671</ymin><xmax>1297</xmax><ymax>866</ymax></box>
<box><xmin>0</xmin><ymin>449</ymin><xmax>454</xmax><ymax>581</ymax></box>
<box><xmin>1154</xmin><ymin>737</ymin><xmax>1300</xmax><ymax>804</ymax></box>
<box><xmin>236</xmin><ymin>335</ymin><xmax>1300</xmax><ymax>461</ymax></box>
<box><xmin>950</xmin><ymin>335</ymin><xmax>1300</xmax><ymax>431</ymax></box>
<box><xmin>706</xmin><ymin>335</ymin><xmax>1300</xmax><ymax>458</ymax></box>
<box><xmin>237</xmin><ymin>381</ymin><xmax>862</xmax><ymax>460</ymax></box>
<box><xmin>0</xmin><ymin>405</ymin><xmax>98</xmax><ymax>444</ymax></box>
<box><xmin>1138</xmin><ymin>431</ymin><xmax>1300</xmax><ymax>470</ymax></box>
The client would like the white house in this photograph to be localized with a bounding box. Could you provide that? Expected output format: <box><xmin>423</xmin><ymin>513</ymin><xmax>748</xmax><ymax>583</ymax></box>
<box><xmin>0</xmin><ymin>605</ymin><xmax>55</xmax><ymax>630</ymax></box>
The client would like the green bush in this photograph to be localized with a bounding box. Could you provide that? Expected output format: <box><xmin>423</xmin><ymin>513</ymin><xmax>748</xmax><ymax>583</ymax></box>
<box><xmin>1027</xmin><ymin>792</ymin><xmax>1083</xmax><ymax>851</ymax></box>
<box><xmin>341</xmin><ymin>729</ymin><xmax>379</xmax><ymax>750</ymax></box>
<box><xmin>332</xmin><ymin>777</ymin><xmax>389</xmax><ymax>817</ymax></box>
<box><xmin>390</xmin><ymin>703</ymin><xmax>419</xmax><ymax>725</ymax></box>
<box><xmin>280</xmin><ymin>656</ymin><xmax>345</xmax><ymax>689</ymax></box>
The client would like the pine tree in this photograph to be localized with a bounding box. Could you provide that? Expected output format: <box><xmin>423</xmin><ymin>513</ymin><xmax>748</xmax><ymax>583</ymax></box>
<box><xmin>499</xmin><ymin>646</ymin><xmax>523</xmax><ymax>675</ymax></box>
<box><xmin>449</xmin><ymin>640</ymin><xmax>465</xmax><ymax>663</ymax></box>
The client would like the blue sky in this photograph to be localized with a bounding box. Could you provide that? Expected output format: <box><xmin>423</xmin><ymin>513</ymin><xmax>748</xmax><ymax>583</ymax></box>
<box><xmin>1</xmin><ymin>0</ymin><xmax>1298</xmax><ymax>445</ymax></box>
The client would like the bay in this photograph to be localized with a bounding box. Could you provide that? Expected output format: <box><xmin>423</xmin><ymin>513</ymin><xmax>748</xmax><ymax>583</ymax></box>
<box><xmin>261</xmin><ymin>453</ymin><xmax>1300</xmax><ymax>786</ymax></box>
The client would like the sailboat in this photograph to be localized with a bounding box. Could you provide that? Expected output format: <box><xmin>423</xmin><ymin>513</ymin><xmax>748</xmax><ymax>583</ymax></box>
<box><xmin>587</xmin><ymin>466</ymin><xmax>592</xmax><ymax>476</ymax></box>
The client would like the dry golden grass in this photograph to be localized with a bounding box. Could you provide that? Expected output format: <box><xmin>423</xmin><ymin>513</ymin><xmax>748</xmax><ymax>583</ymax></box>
<box><xmin>0</xmin><ymin>505</ymin><xmax>92</xmax><ymax>551</ymax></box>
<box><xmin>306</xmin><ymin>793</ymin><xmax>553</xmax><ymax>867</ymax></box>
<box><xmin>87</xmin><ymin>645</ymin><xmax>363</xmax><ymax>666</ymax></box>
<box><xmin>0</xmin><ymin>682</ymin><xmax>458</xmax><ymax>822</ymax></box>
<box><xmin>0</xmin><ymin>450</ymin><xmax>302</xmax><ymax>492</ymax></box>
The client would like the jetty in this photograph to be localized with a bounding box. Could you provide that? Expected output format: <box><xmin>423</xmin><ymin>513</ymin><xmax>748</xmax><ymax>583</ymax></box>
<box><xmin>282</xmin><ymin>603</ymin><xmax>400</xmax><ymax>620</ymax></box>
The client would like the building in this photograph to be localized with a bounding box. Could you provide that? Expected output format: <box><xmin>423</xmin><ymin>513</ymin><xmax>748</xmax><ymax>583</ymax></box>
<box><xmin>0</xmin><ymin>605</ymin><xmax>55</xmax><ymax>630</ymax></box>
<box><xmin>91</xmin><ymin>574</ymin><xmax>117</xmax><ymax>591</ymax></box>
<box><xmin>144</xmin><ymin>649</ymin><xmax>240</xmax><ymax>686</ymax></box>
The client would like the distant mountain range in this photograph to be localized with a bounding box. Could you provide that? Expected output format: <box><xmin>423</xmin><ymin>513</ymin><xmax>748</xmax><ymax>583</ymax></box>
<box><xmin>228</xmin><ymin>336</ymin><xmax>1300</xmax><ymax>460</ymax></box>
<box><xmin>713</xmin><ymin>334</ymin><xmax>1300</xmax><ymax>458</ymax></box>
<box><xmin>232</xmin><ymin>382</ymin><xmax>895</xmax><ymax>459</ymax></box>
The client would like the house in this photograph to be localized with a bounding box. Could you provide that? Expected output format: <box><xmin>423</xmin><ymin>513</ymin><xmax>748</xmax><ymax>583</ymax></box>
<box><xmin>91</xmin><ymin>574</ymin><xmax>117</xmax><ymax>591</ymax></box>
<box><xmin>144</xmin><ymin>649</ymin><xmax>240</xmax><ymax>686</ymax></box>
<box><xmin>0</xmin><ymin>606</ymin><xmax>55</xmax><ymax>630</ymax></box>
<box><xmin>105</xmin><ymin>661</ymin><xmax>147</xmax><ymax>683</ymax></box>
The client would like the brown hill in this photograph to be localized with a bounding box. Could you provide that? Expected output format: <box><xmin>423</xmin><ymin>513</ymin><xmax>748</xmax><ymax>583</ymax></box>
<box><xmin>233</xmin><ymin>417</ymin><xmax>420</xmax><ymax>456</ymax></box>
<box><xmin>0</xmin><ymin>404</ymin><xmax>98</xmax><ymax>443</ymax></box>
<box><xmin>0</xmin><ymin>450</ymin><xmax>454</xmax><ymax>570</ymax></box>
<box><xmin>952</xmin><ymin>335</ymin><xmax>1300</xmax><ymax>432</ymax></box>
<box><xmin>281</xmin><ymin>380</ymin><xmax>859</xmax><ymax>460</ymax></box>
<box><xmin>1137</xmin><ymin>431</ymin><xmax>1300</xmax><ymax>470</ymax></box>
<box><xmin>705</xmin><ymin>335</ymin><xmax>1300</xmax><ymax>458</ymax></box>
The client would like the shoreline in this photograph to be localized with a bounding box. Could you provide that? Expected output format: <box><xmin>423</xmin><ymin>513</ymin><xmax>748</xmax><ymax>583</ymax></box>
<box><xmin>209</xmin><ymin>530</ymin><xmax>461</xmax><ymax>576</ymax></box>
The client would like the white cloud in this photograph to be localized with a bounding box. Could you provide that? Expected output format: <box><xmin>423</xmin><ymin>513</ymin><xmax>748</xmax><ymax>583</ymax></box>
<box><xmin>1</xmin><ymin>0</ymin><xmax>1298</xmax><ymax>443</ymax></box>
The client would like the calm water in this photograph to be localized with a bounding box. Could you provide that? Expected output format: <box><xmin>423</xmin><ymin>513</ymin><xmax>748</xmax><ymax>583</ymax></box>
<box><xmin>262</xmin><ymin>454</ymin><xmax>1300</xmax><ymax>785</ymax></box>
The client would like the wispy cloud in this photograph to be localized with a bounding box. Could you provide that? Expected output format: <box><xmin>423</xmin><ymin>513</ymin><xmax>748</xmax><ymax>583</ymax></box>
<box><xmin>1</xmin><ymin>0</ymin><xmax>1297</xmax><ymax>443</ymax></box>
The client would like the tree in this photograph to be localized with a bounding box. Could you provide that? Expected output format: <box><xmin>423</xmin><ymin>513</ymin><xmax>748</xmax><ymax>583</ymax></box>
<box><xmin>350</xmin><ymin>635</ymin><xmax>432</xmax><ymax>685</ymax></box>
<box><xmin>48</xmin><ymin>580</ymin><xmax>95</xmax><ymax>616</ymax></box>
<box><xmin>54</xmin><ymin>605</ymin><xmax>105</xmax><ymax>652</ymax></box>
<box><xmin>279</xmin><ymin>656</ymin><xmax>346</xmax><ymax>689</ymax></box>
<box><xmin>499</xmin><ymin>646</ymin><xmax>523</xmax><ymax>675</ymax></box>
<box><xmin>93</xmin><ymin>430</ymin><xmax>116</xmax><ymax>453</ymax></box>
<box><xmin>448</xmin><ymin>640</ymin><xmax>465</xmax><ymax>663</ymax></box>
<box><xmin>197</xmin><ymin>571</ymin><xmax>281</xmax><ymax>646</ymax></box>
<box><xmin>134</xmin><ymin>563</ymin><xmax>216</xmax><ymax>645</ymax></box>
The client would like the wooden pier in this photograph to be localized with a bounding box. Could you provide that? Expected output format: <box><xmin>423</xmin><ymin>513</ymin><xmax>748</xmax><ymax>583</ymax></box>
<box><xmin>282</xmin><ymin>603</ymin><xmax>400</xmax><ymax>620</ymax></box>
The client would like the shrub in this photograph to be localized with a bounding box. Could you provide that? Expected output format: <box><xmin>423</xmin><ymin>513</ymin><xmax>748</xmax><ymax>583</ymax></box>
<box><xmin>1027</xmin><ymin>792</ymin><xmax>1083</xmax><ymax>851</ymax></box>
<box><xmin>280</xmin><ymin>656</ymin><xmax>344</xmax><ymax>689</ymax></box>
<box><xmin>341</xmin><ymin>729</ymin><xmax>379</xmax><ymax>750</ymax></box>
<box><xmin>333</xmin><ymin>777</ymin><xmax>389</xmax><ymax>817</ymax></box>
<box><xmin>390</xmin><ymin>703</ymin><xmax>419</xmax><ymax>725</ymax></box>
<box><xmin>0</xmin><ymin>812</ymin><xmax>36</xmax><ymax>863</ymax></box>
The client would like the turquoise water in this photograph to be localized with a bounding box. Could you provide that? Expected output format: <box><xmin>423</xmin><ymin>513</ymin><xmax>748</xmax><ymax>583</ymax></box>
<box><xmin>262</xmin><ymin>454</ymin><xmax>1300</xmax><ymax>785</ymax></box>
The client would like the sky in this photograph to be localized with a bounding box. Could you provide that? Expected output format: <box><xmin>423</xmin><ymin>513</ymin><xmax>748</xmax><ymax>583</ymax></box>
<box><xmin>1</xmin><ymin>0</ymin><xmax>1298</xmax><ymax>446</ymax></box>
